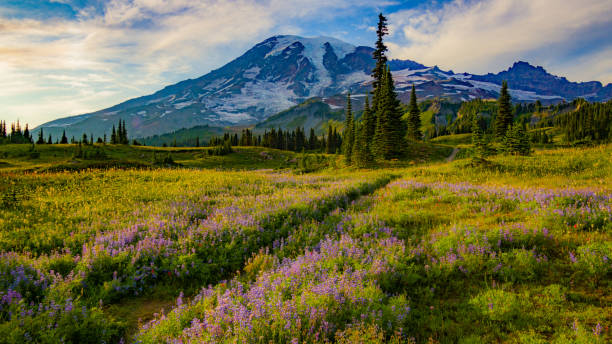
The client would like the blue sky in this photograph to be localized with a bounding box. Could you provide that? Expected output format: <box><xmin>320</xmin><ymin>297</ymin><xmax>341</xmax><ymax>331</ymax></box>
<box><xmin>1</xmin><ymin>0</ymin><xmax>611</xmax><ymax>126</ymax></box>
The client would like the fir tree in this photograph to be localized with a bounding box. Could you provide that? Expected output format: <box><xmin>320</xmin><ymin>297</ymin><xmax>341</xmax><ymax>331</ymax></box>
<box><xmin>371</xmin><ymin>13</ymin><xmax>389</xmax><ymax>93</ymax></box>
<box><xmin>373</xmin><ymin>66</ymin><xmax>406</xmax><ymax>159</ymax></box>
<box><xmin>36</xmin><ymin>128</ymin><xmax>45</xmax><ymax>144</ymax></box>
<box><xmin>471</xmin><ymin>114</ymin><xmax>489</xmax><ymax>160</ymax></box>
<box><xmin>342</xmin><ymin>93</ymin><xmax>355</xmax><ymax>164</ymax></box>
<box><xmin>326</xmin><ymin>125</ymin><xmax>334</xmax><ymax>154</ymax></box>
<box><xmin>518</xmin><ymin>121</ymin><xmax>531</xmax><ymax>155</ymax></box>
<box><xmin>60</xmin><ymin>130</ymin><xmax>68</xmax><ymax>144</ymax></box>
<box><xmin>117</xmin><ymin>121</ymin><xmax>122</xmax><ymax>143</ymax></box>
<box><xmin>111</xmin><ymin>125</ymin><xmax>117</xmax><ymax>144</ymax></box>
<box><xmin>123</xmin><ymin>120</ymin><xmax>129</xmax><ymax>144</ymax></box>
<box><xmin>23</xmin><ymin>124</ymin><xmax>31</xmax><ymax>143</ymax></box>
<box><xmin>352</xmin><ymin>96</ymin><xmax>374</xmax><ymax>166</ymax></box>
<box><xmin>47</xmin><ymin>134</ymin><xmax>52</xmax><ymax>144</ymax></box>
<box><xmin>369</xmin><ymin>13</ymin><xmax>389</xmax><ymax>136</ymax></box>
<box><xmin>362</xmin><ymin>96</ymin><xmax>376</xmax><ymax>149</ymax></box>
<box><xmin>373</xmin><ymin>70</ymin><xmax>388</xmax><ymax>157</ymax></box>
<box><xmin>118</xmin><ymin>120</ymin><xmax>128</xmax><ymax>144</ymax></box>
<box><xmin>503</xmin><ymin>122</ymin><xmax>530</xmax><ymax>155</ymax></box>
<box><xmin>406</xmin><ymin>85</ymin><xmax>422</xmax><ymax>141</ymax></box>
<box><xmin>494</xmin><ymin>81</ymin><xmax>513</xmax><ymax>140</ymax></box>
<box><xmin>333</xmin><ymin>127</ymin><xmax>341</xmax><ymax>154</ymax></box>
<box><xmin>309</xmin><ymin>128</ymin><xmax>317</xmax><ymax>150</ymax></box>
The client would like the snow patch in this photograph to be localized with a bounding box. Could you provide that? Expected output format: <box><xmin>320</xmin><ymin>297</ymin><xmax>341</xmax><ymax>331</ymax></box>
<box><xmin>339</xmin><ymin>71</ymin><xmax>371</xmax><ymax>86</ymax></box>
<box><xmin>243</xmin><ymin>66</ymin><xmax>261</xmax><ymax>79</ymax></box>
<box><xmin>213</xmin><ymin>111</ymin><xmax>256</xmax><ymax>123</ymax></box>
<box><xmin>173</xmin><ymin>101</ymin><xmax>195</xmax><ymax>109</ymax></box>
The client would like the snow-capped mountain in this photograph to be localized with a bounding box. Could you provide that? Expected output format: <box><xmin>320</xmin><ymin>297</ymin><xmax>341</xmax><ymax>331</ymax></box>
<box><xmin>35</xmin><ymin>35</ymin><xmax>612</xmax><ymax>139</ymax></box>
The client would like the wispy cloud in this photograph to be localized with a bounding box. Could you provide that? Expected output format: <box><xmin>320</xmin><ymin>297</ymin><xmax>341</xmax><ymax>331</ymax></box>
<box><xmin>1</xmin><ymin>0</ymin><xmax>611</xmax><ymax>126</ymax></box>
<box><xmin>0</xmin><ymin>0</ymin><xmax>383</xmax><ymax>126</ymax></box>
<box><xmin>387</xmin><ymin>0</ymin><xmax>612</xmax><ymax>83</ymax></box>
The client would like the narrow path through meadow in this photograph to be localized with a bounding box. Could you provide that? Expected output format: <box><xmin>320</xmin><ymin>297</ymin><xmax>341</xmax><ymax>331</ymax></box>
<box><xmin>446</xmin><ymin>147</ymin><xmax>460</xmax><ymax>162</ymax></box>
<box><xmin>120</xmin><ymin>173</ymin><xmax>399</xmax><ymax>340</ymax></box>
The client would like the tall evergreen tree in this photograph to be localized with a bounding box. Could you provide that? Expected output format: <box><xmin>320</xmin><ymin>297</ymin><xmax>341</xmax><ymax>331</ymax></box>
<box><xmin>371</xmin><ymin>13</ymin><xmax>389</xmax><ymax>94</ymax></box>
<box><xmin>370</xmin><ymin>13</ymin><xmax>389</xmax><ymax>135</ymax></box>
<box><xmin>342</xmin><ymin>93</ymin><xmax>355</xmax><ymax>163</ymax></box>
<box><xmin>23</xmin><ymin>124</ymin><xmax>31</xmax><ymax>143</ymax></box>
<box><xmin>119</xmin><ymin>120</ymin><xmax>128</xmax><ymax>144</ymax></box>
<box><xmin>362</xmin><ymin>96</ymin><xmax>376</xmax><ymax>148</ymax></box>
<box><xmin>494</xmin><ymin>81</ymin><xmax>513</xmax><ymax>140</ymax></box>
<box><xmin>60</xmin><ymin>130</ymin><xmax>68</xmax><ymax>144</ymax></box>
<box><xmin>352</xmin><ymin>96</ymin><xmax>374</xmax><ymax>166</ymax></box>
<box><xmin>406</xmin><ymin>85</ymin><xmax>422</xmax><ymax>141</ymax></box>
<box><xmin>471</xmin><ymin>114</ymin><xmax>489</xmax><ymax>160</ymax></box>
<box><xmin>309</xmin><ymin>128</ymin><xmax>317</xmax><ymax>150</ymax></box>
<box><xmin>111</xmin><ymin>125</ymin><xmax>117</xmax><ymax>144</ymax></box>
<box><xmin>503</xmin><ymin>122</ymin><xmax>530</xmax><ymax>155</ymax></box>
<box><xmin>36</xmin><ymin>128</ymin><xmax>45</xmax><ymax>144</ymax></box>
<box><xmin>47</xmin><ymin>134</ymin><xmax>52</xmax><ymax>144</ymax></box>
<box><xmin>123</xmin><ymin>120</ymin><xmax>129</xmax><ymax>144</ymax></box>
<box><xmin>373</xmin><ymin>69</ymin><xmax>388</xmax><ymax>157</ymax></box>
<box><xmin>326</xmin><ymin>125</ymin><xmax>334</xmax><ymax>154</ymax></box>
<box><xmin>373</xmin><ymin>66</ymin><xmax>406</xmax><ymax>159</ymax></box>
<box><xmin>333</xmin><ymin>127</ymin><xmax>341</xmax><ymax>154</ymax></box>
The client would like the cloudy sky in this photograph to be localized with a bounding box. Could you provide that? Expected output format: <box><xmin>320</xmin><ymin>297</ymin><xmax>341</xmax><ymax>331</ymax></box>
<box><xmin>1</xmin><ymin>0</ymin><xmax>611</xmax><ymax>127</ymax></box>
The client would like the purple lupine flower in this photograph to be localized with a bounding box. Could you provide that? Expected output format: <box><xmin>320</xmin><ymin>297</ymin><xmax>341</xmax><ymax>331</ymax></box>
<box><xmin>593</xmin><ymin>322</ymin><xmax>602</xmax><ymax>337</ymax></box>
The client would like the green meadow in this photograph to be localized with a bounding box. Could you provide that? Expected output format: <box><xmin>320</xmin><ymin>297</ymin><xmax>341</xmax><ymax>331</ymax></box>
<box><xmin>0</xmin><ymin>139</ymin><xmax>609</xmax><ymax>343</ymax></box>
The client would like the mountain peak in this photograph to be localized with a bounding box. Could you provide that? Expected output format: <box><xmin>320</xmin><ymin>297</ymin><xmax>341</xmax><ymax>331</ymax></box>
<box><xmin>508</xmin><ymin>61</ymin><xmax>547</xmax><ymax>74</ymax></box>
<box><xmin>261</xmin><ymin>35</ymin><xmax>356</xmax><ymax>61</ymax></box>
<box><xmin>35</xmin><ymin>36</ymin><xmax>612</xmax><ymax>140</ymax></box>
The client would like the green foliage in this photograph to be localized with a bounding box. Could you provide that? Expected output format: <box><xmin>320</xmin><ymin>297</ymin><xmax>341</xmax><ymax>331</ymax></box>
<box><xmin>141</xmin><ymin>125</ymin><xmax>224</xmax><ymax>147</ymax></box>
<box><xmin>451</xmin><ymin>99</ymin><xmax>498</xmax><ymax>134</ymax></box>
<box><xmin>207</xmin><ymin>139</ymin><xmax>233</xmax><ymax>156</ymax></box>
<box><xmin>494</xmin><ymin>81</ymin><xmax>514</xmax><ymax>140</ymax></box>
<box><xmin>352</xmin><ymin>96</ymin><xmax>375</xmax><ymax>167</ymax></box>
<box><xmin>373</xmin><ymin>66</ymin><xmax>407</xmax><ymax>159</ymax></box>
<box><xmin>503</xmin><ymin>122</ymin><xmax>531</xmax><ymax>155</ymax></box>
<box><xmin>371</xmin><ymin>13</ymin><xmax>389</xmax><ymax>92</ymax></box>
<box><xmin>471</xmin><ymin>114</ymin><xmax>490</xmax><ymax>161</ymax></box>
<box><xmin>406</xmin><ymin>85</ymin><xmax>422</xmax><ymax>141</ymax></box>
<box><xmin>342</xmin><ymin>93</ymin><xmax>355</xmax><ymax>164</ymax></box>
<box><xmin>557</xmin><ymin>99</ymin><xmax>611</xmax><ymax>143</ymax></box>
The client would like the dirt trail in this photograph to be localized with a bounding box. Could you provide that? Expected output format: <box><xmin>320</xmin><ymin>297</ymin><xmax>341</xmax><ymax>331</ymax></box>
<box><xmin>446</xmin><ymin>147</ymin><xmax>460</xmax><ymax>162</ymax></box>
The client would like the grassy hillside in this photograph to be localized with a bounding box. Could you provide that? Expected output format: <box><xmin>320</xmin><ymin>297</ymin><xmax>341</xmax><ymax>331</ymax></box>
<box><xmin>139</xmin><ymin>125</ymin><xmax>225</xmax><ymax>146</ymax></box>
<box><xmin>255</xmin><ymin>97</ymin><xmax>344</xmax><ymax>134</ymax></box>
<box><xmin>0</xmin><ymin>144</ymin><xmax>304</xmax><ymax>172</ymax></box>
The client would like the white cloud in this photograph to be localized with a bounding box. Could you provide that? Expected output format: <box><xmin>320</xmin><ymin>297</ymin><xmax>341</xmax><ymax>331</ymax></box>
<box><xmin>2</xmin><ymin>0</ymin><xmax>611</xmax><ymax>127</ymax></box>
<box><xmin>0</xmin><ymin>0</ymin><xmax>377</xmax><ymax>126</ymax></box>
<box><xmin>387</xmin><ymin>0</ymin><xmax>612</xmax><ymax>83</ymax></box>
